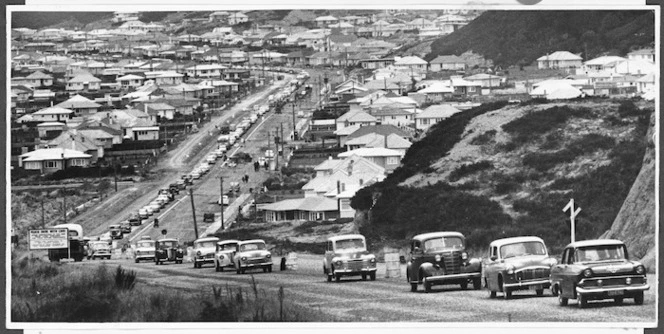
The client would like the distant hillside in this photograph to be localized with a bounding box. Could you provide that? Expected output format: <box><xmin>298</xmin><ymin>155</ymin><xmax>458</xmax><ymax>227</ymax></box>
<box><xmin>12</xmin><ymin>12</ymin><xmax>113</xmax><ymax>29</ymax></box>
<box><xmin>352</xmin><ymin>100</ymin><xmax>654</xmax><ymax>255</ymax></box>
<box><xmin>427</xmin><ymin>10</ymin><xmax>655</xmax><ymax>67</ymax></box>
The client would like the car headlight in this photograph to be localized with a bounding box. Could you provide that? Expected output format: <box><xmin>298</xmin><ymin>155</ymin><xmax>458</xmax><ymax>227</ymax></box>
<box><xmin>583</xmin><ymin>268</ymin><xmax>593</xmax><ymax>278</ymax></box>
<box><xmin>219</xmin><ymin>255</ymin><xmax>224</xmax><ymax>259</ymax></box>
<box><xmin>369</xmin><ymin>258</ymin><xmax>376</xmax><ymax>263</ymax></box>
<box><xmin>546</xmin><ymin>257</ymin><xmax>558</xmax><ymax>266</ymax></box>
<box><xmin>435</xmin><ymin>254</ymin><xmax>442</xmax><ymax>262</ymax></box>
<box><xmin>335</xmin><ymin>260</ymin><xmax>342</xmax><ymax>266</ymax></box>
<box><xmin>507</xmin><ymin>265</ymin><xmax>516</xmax><ymax>275</ymax></box>
<box><xmin>196</xmin><ymin>251</ymin><xmax>201</xmax><ymax>256</ymax></box>
<box><xmin>241</xmin><ymin>257</ymin><xmax>247</xmax><ymax>261</ymax></box>
<box><xmin>266</xmin><ymin>254</ymin><xmax>271</xmax><ymax>258</ymax></box>
<box><xmin>461</xmin><ymin>252</ymin><xmax>468</xmax><ymax>260</ymax></box>
<box><xmin>635</xmin><ymin>265</ymin><xmax>645</xmax><ymax>275</ymax></box>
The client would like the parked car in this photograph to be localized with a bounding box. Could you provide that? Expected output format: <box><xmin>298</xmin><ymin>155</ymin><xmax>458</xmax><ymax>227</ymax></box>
<box><xmin>176</xmin><ymin>180</ymin><xmax>187</xmax><ymax>190</ymax></box>
<box><xmin>138</xmin><ymin>208</ymin><xmax>150</xmax><ymax>219</ymax></box>
<box><xmin>168</xmin><ymin>183</ymin><xmax>180</xmax><ymax>195</ymax></box>
<box><xmin>215</xmin><ymin>239</ymin><xmax>240</xmax><ymax>272</ymax></box>
<box><xmin>134</xmin><ymin>239</ymin><xmax>156</xmax><ymax>263</ymax></box>
<box><xmin>109</xmin><ymin>224</ymin><xmax>123</xmax><ymax>240</ymax></box>
<box><xmin>120</xmin><ymin>221</ymin><xmax>132</xmax><ymax>234</ymax></box>
<box><xmin>324</xmin><ymin>234</ymin><xmax>377</xmax><ymax>282</ymax></box>
<box><xmin>128</xmin><ymin>213</ymin><xmax>141</xmax><ymax>226</ymax></box>
<box><xmin>193</xmin><ymin>237</ymin><xmax>220</xmax><ymax>268</ymax></box>
<box><xmin>87</xmin><ymin>241</ymin><xmax>112</xmax><ymax>260</ymax></box>
<box><xmin>483</xmin><ymin>236</ymin><xmax>557</xmax><ymax>299</ymax></box>
<box><xmin>406</xmin><ymin>232</ymin><xmax>481</xmax><ymax>292</ymax></box>
<box><xmin>155</xmin><ymin>238</ymin><xmax>184</xmax><ymax>265</ymax></box>
<box><xmin>234</xmin><ymin>239</ymin><xmax>272</xmax><ymax>274</ymax></box>
<box><xmin>158</xmin><ymin>188</ymin><xmax>175</xmax><ymax>201</ymax></box>
<box><xmin>550</xmin><ymin>239</ymin><xmax>649</xmax><ymax>308</ymax></box>
<box><xmin>148</xmin><ymin>202</ymin><xmax>162</xmax><ymax>213</ymax></box>
<box><xmin>206</xmin><ymin>156</ymin><xmax>216</xmax><ymax>164</ymax></box>
<box><xmin>191</xmin><ymin>171</ymin><xmax>201</xmax><ymax>180</ymax></box>
<box><xmin>144</xmin><ymin>206</ymin><xmax>154</xmax><ymax>216</ymax></box>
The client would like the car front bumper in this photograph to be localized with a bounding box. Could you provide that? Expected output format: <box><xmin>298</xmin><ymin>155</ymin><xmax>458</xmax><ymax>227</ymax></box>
<box><xmin>135</xmin><ymin>254</ymin><xmax>155</xmax><ymax>260</ymax></box>
<box><xmin>576</xmin><ymin>283</ymin><xmax>650</xmax><ymax>296</ymax></box>
<box><xmin>239</xmin><ymin>261</ymin><xmax>272</xmax><ymax>269</ymax></box>
<box><xmin>195</xmin><ymin>256</ymin><xmax>216</xmax><ymax>264</ymax></box>
<box><xmin>421</xmin><ymin>272</ymin><xmax>481</xmax><ymax>284</ymax></box>
<box><xmin>503</xmin><ymin>278</ymin><xmax>551</xmax><ymax>289</ymax></box>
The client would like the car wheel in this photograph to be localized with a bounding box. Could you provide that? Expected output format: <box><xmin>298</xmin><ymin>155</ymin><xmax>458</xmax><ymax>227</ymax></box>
<box><xmin>155</xmin><ymin>260</ymin><xmax>160</xmax><ymax>265</ymax></box>
<box><xmin>634</xmin><ymin>291</ymin><xmax>644</xmax><ymax>305</ymax></box>
<box><xmin>614</xmin><ymin>297</ymin><xmax>623</xmax><ymax>305</ymax></box>
<box><xmin>501</xmin><ymin>278</ymin><xmax>511</xmax><ymax>299</ymax></box>
<box><xmin>241</xmin><ymin>268</ymin><xmax>246</xmax><ymax>274</ymax></box>
<box><xmin>551</xmin><ymin>284</ymin><xmax>559</xmax><ymax>297</ymax></box>
<box><xmin>424</xmin><ymin>278</ymin><xmax>432</xmax><ymax>293</ymax></box>
<box><xmin>536</xmin><ymin>289</ymin><xmax>544</xmax><ymax>297</ymax></box>
<box><xmin>135</xmin><ymin>258</ymin><xmax>139</xmax><ymax>263</ymax></box>
<box><xmin>460</xmin><ymin>280</ymin><xmax>468</xmax><ymax>290</ymax></box>
<box><xmin>263</xmin><ymin>267</ymin><xmax>268</xmax><ymax>273</ymax></box>
<box><xmin>577</xmin><ymin>294</ymin><xmax>587</xmax><ymax>308</ymax></box>
<box><xmin>369</xmin><ymin>272</ymin><xmax>376</xmax><ymax>281</ymax></box>
<box><xmin>362</xmin><ymin>274</ymin><xmax>367</xmax><ymax>281</ymax></box>
<box><xmin>268</xmin><ymin>265</ymin><xmax>272</xmax><ymax>273</ymax></box>
<box><xmin>410</xmin><ymin>283</ymin><xmax>418</xmax><ymax>292</ymax></box>
<box><xmin>236</xmin><ymin>266</ymin><xmax>242</xmax><ymax>274</ymax></box>
<box><xmin>215</xmin><ymin>263</ymin><xmax>221</xmax><ymax>272</ymax></box>
<box><xmin>489</xmin><ymin>290</ymin><xmax>497</xmax><ymax>299</ymax></box>
<box><xmin>559</xmin><ymin>294</ymin><xmax>568</xmax><ymax>306</ymax></box>
<box><xmin>473</xmin><ymin>278</ymin><xmax>482</xmax><ymax>290</ymax></box>
<box><xmin>327</xmin><ymin>273</ymin><xmax>333</xmax><ymax>282</ymax></box>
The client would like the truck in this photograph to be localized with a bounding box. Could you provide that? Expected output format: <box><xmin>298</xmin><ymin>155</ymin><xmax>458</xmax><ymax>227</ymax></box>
<box><xmin>47</xmin><ymin>223</ymin><xmax>87</xmax><ymax>262</ymax></box>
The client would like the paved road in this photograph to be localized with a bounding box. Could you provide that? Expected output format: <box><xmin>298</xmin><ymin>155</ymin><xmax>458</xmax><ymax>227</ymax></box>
<box><xmin>69</xmin><ymin>254</ymin><xmax>657</xmax><ymax>323</ymax></box>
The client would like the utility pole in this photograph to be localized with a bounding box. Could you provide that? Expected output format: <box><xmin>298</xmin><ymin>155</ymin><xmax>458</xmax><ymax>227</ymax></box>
<box><xmin>114</xmin><ymin>164</ymin><xmax>118</xmax><ymax>192</ymax></box>
<box><xmin>280</xmin><ymin>123</ymin><xmax>285</xmax><ymax>156</ymax></box>
<box><xmin>62</xmin><ymin>187</ymin><xmax>67</xmax><ymax>224</ymax></box>
<box><xmin>274</xmin><ymin>128</ymin><xmax>279</xmax><ymax>168</ymax></box>
<box><xmin>291</xmin><ymin>102</ymin><xmax>297</xmax><ymax>140</ymax></box>
<box><xmin>267</xmin><ymin>129</ymin><xmax>271</xmax><ymax>151</ymax></box>
<box><xmin>220</xmin><ymin>177</ymin><xmax>225</xmax><ymax>230</ymax></box>
<box><xmin>41</xmin><ymin>195</ymin><xmax>45</xmax><ymax>227</ymax></box>
<box><xmin>189</xmin><ymin>188</ymin><xmax>199</xmax><ymax>239</ymax></box>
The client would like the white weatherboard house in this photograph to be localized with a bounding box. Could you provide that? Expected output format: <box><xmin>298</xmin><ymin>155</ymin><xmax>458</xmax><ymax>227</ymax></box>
<box><xmin>537</xmin><ymin>51</ymin><xmax>583</xmax><ymax>69</ymax></box>
<box><xmin>338</xmin><ymin>147</ymin><xmax>402</xmax><ymax>172</ymax></box>
<box><xmin>19</xmin><ymin>148</ymin><xmax>91</xmax><ymax>172</ymax></box>
<box><xmin>415</xmin><ymin>104</ymin><xmax>462</xmax><ymax>131</ymax></box>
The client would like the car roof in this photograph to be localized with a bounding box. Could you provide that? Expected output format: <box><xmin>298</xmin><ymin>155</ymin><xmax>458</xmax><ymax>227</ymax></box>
<box><xmin>137</xmin><ymin>239</ymin><xmax>155</xmax><ymax>243</ymax></box>
<box><xmin>239</xmin><ymin>239</ymin><xmax>265</xmax><ymax>244</ymax></box>
<box><xmin>327</xmin><ymin>234</ymin><xmax>366</xmax><ymax>242</ymax></box>
<box><xmin>489</xmin><ymin>236</ymin><xmax>545</xmax><ymax>247</ymax></box>
<box><xmin>564</xmin><ymin>239</ymin><xmax>625</xmax><ymax>249</ymax></box>
<box><xmin>412</xmin><ymin>231</ymin><xmax>464</xmax><ymax>241</ymax></box>
<box><xmin>194</xmin><ymin>237</ymin><xmax>220</xmax><ymax>243</ymax></box>
<box><xmin>158</xmin><ymin>238</ymin><xmax>178</xmax><ymax>242</ymax></box>
<box><xmin>217</xmin><ymin>239</ymin><xmax>239</xmax><ymax>245</ymax></box>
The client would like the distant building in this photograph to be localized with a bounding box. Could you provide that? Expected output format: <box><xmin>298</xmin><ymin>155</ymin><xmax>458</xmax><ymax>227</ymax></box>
<box><xmin>627</xmin><ymin>48</ymin><xmax>655</xmax><ymax>63</ymax></box>
<box><xmin>429</xmin><ymin>55</ymin><xmax>467</xmax><ymax>72</ymax></box>
<box><xmin>415</xmin><ymin>105</ymin><xmax>462</xmax><ymax>131</ymax></box>
<box><xmin>537</xmin><ymin>51</ymin><xmax>583</xmax><ymax>69</ymax></box>
<box><xmin>19</xmin><ymin>147</ymin><xmax>91</xmax><ymax>173</ymax></box>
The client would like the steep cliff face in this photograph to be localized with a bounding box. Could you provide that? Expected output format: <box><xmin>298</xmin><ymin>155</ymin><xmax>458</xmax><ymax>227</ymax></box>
<box><xmin>601</xmin><ymin>113</ymin><xmax>656</xmax><ymax>270</ymax></box>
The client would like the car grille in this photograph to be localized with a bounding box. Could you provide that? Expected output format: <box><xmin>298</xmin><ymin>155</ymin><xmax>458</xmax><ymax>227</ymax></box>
<box><xmin>246</xmin><ymin>258</ymin><xmax>267</xmax><ymax>265</ymax></box>
<box><xmin>345</xmin><ymin>259</ymin><xmax>367</xmax><ymax>271</ymax></box>
<box><xmin>582</xmin><ymin>275</ymin><xmax>645</xmax><ymax>288</ymax></box>
<box><xmin>205</xmin><ymin>254</ymin><xmax>215</xmax><ymax>259</ymax></box>
<box><xmin>443</xmin><ymin>251</ymin><xmax>461</xmax><ymax>274</ymax></box>
<box><xmin>516</xmin><ymin>268</ymin><xmax>550</xmax><ymax>281</ymax></box>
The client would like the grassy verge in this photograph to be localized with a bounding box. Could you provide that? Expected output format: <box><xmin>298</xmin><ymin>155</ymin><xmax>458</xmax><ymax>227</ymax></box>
<box><xmin>11</xmin><ymin>257</ymin><xmax>332</xmax><ymax>322</ymax></box>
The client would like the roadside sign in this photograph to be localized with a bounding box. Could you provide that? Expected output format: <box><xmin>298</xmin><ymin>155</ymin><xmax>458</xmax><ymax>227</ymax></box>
<box><xmin>28</xmin><ymin>228</ymin><xmax>68</xmax><ymax>250</ymax></box>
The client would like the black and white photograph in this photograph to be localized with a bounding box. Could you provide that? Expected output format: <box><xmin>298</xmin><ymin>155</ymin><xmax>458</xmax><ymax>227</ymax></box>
<box><xmin>5</xmin><ymin>2</ymin><xmax>659</xmax><ymax>331</ymax></box>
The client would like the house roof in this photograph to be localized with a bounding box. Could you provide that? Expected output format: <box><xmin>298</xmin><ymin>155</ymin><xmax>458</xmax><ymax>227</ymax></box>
<box><xmin>338</xmin><ymin>147</ymin><xmax>402</xmax><ymax>158</ymax></box>
<box><xmin>530</xmin><ymin>80</ymin><xmax>582</xmax><ymax>99</ymax></box>
<box><xmin>394</xmin><ymin>56</ymin><xmax>428</xmax><ymax>66</ymax></box>
<box><xmin>33</xmin><ymin>107</ymin><xmax>75</xmax><ymax>115</ymax></box>
<box><xmin>334</xmin><ymin>124</ymin><xmax>361</xmax><ymax>136</ymax></box>
<box><xmin>346</xmin><ymin>111</ymin><xmax>377</xmax><ymax>123</ymax></box>
<box><xmin>417</xmin><ymin>105</ymin><xmax>462</xmax><ymax>119</ymax></box>
<box><xmin>584</xmin><ymin>56</ymin><xmax>626</xmax><ymax>66</ymax></box>
<box><xmin>21</xmin><ymin>148</ymin><xmax>91</xmax><ymax>162</ymax></box>
<box><xmin>418</xmin><ymin>82</ymin><xmax>454</xmax><ymax>94</ymax></box>
<box><xmin>315</xmin><ymin>15</ymin><xmax>339</xmax><ymax>22</ymax></box>
<box><xmin>430</xmin><ymin>55</ymin><xmax>466</xmax><ymax>64</ymax></box>
<box><xmin>315</xmin><ymin>158</ymin><xmax>344</xmax><ymax>171</ymax></box>
<box><xmin>346</xmin><ymin>124</ymin><xmax>413</xmax><ymax>141</ymax></box>
<box><xmin>68</xmin><ymin>73</ymin><xmax>101</xmax><ymax>83</ymax></box>
<box><xmin>628</xmin><ymin>48</ymin><xmax>655</xmax><ymax>56</ymax></box>
<box><xmin>464</xmin><ymin>73</ymin><xmax>503</xmax><ymax>80</ymax></box>
<box><xmin>56</xmin><ymin>94</ymin><xmax>101</xmax><ymax>109</ymax></box>
<box><xmin>25</xmin><ymin>71</ymin><xmax>53</xmax><ymax>79</ymax></box>
<box><xmin>329</xmin><ymin>34</ymin><xmax>358</xmax><ymax>44</ymax></box>
<box><xmin>116</xmin><ymin>74</ymin><xmax>145</xmax><ymax>80</ymax></box>
<box><xmin>258</xmin><ymin>196</ymin><xmax>338</xmax><ymax>212</ymax></box>
<box><xmin>536</xmin><ymin>51</ymin><xmax>582</xmax><ymax>61</ymax></box>
<box><xmin>78</xmin><ymin>129</ymin><xmax>115</xmax><ymax>139</ymax></box>
<box><xmin>370</xmin><ymin>107</ymin><xmax>413</xmax><ymax>117</ymax></box>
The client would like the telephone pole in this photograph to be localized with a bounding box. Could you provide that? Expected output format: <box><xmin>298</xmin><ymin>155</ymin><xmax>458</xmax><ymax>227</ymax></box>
<box><xmin>292</xmin><ymin>101</ymin><xmax>297</xmax><ymax>140</ymax></box>
<box><xmin>189</xmin><ymin>188</ymin><xmax>199</xmax><ymax>239</ymax></box>
<box><xmin>62</xmin><ymin>187</ymin><xmax>67</xmax><ymax>224</ymax></box>
<box><xmin>280</xmin><ymin>122</ymin><xmax>285</xmax><ymax>157</ymax></box>
<box><xmin>220</xmin><ymin>177</ymin><xmax>225</xmax><ymax>230</ymax></box>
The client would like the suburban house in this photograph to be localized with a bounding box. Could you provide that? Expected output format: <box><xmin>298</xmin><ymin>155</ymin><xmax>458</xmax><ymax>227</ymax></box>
<box><xmin>578</xmin><ymin>56</ymin><xmax>626</xmax><ymax>74</ymax></box>
<box><xmin>627</xmin><ymin>48</ymin><xmax>655</xmax><ymax>63</ymax></box>
<box><xmin>336</xmin><ymin>109</ymin><xmax>378</xmax><ymax>133</ymax></box>
<box><xmin>450</xmin><ymin>76</ymin><xmax>482</xmax><ymax>96</ymax></box>
<box><xmin>130</xmin><ymin>125</ymin><xmax>160</xmax><ymax>141</ymax></box>
<box><xmin>19</xmin><ymin>147</ymin><xmax>92</xmax><ymax>173</ymax></box>
<box><xmin>464</xmin><ymin>73</ymin><xmax>503</xmax><ymax>88</ymax></box>
<box><xmin>429</xmin><ymin>55</ymin><xmax>467</xmax><ymax>72</ymax></box>
<box><xmin>209</xmin><ymin>11</ymin><xmax>229</xmax><ymax>22</ymax></box>
<box><xmin>415</xmin><ymin>104</ymin><xmax>462</xmax><ymax>131</ymax></box>
<box><xmin>55</xmin><ymin>94</ymin><xmax>101</xmax><ymax>116</ymax></box>
<box><xmin>394</xmin><ymin>56</ymin><xmax>428</xmax><ymax>72</ymax></box>
<box><xmin>416</xmin><ymin>82</ymin><xmax>455</xmax><ymax>102</ymax></box>
<box><xmin>66</xmin><ymin>73</ymin><xmax>101</xmax><ymax>92</ymax></box>
<box><xmin>369</xmin><ymin>107</ymin><xmax>415</xmax><ymax>127</ymax></box>
<box><xmin>537</xmin><ymin>51</ymin><xmax>583</xmax><ymax>69</ymax></box>
<box><xmin>47</xmin><ymin>130</ymin><xmax>104</xmax><ymax>162</ymax></box>
<box><xmin>227</xmin><ymin>12</ymin><xmax>249</xmax><ymax>25</ymax></box>
<box><xmin>153</xmin><ymin>72</ymin><xmax>185</xmax><ymax>86</ymax></box>
<box><xmin>359</xmin><ymin>58</ymin><xmax>395</xmax><ymax>70</ymax></box>
<box><xmin>12</xmin><ymin>71</ymin><xmax>54</xmax><ymax>87</ymax></box>
<box><xmin>529</xmin><ymin>80</ymin><xmax>583</xmax><ymax>99</ymax></box>
<box><xmin>338</xmin><ymin>147</ymin><xmax>402</xmax><ymax>172</ymax></box>
<box><xmin>407</xmin><ymin>18</ymin><xmax>435</xmax><ymax>30</ymax></box>
<box><xmin>611</xmin><ymin>59</ymin><xmax>657</xmax><ymax>76</ymax></box>
<box><xmin>314</xmin><ymin>15</ymin><xmax>339</xmax><ymax>27</ymax></box>
<box><xmin>30</xmin><ymin>107</ymin><xmax>75</xmax><ymax>123</ymax></box>
<box><xmin>345</xmin><ymin>132</ymin><xmax>412</xmax><ymax>157</ymax></box>
<box><xmin>258</xmin><ymin>196</ymin><xmax>339</xmax><ymax>222</ymax></box>
<box><xmin>36</xmin><ymin>122</ymin><xmax>66</xmax><ymax>139</ymax></box>
<box><xmin>116</xmin><ymin>74</ymin><xmax>145</xmax><ymax>89</ymax></box>
<box><xmin>636</xmin><ymin>73</ymin><xmax>655</xmax><ymax>93</ymax></box>
<box><xmin>184</xmin><ymin>64</ymin><xmax>226</xmax><ymax>78</ymax></box>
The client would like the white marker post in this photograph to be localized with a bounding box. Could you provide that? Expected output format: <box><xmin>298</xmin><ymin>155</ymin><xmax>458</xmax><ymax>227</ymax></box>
<box><xmin>562</xmin><ymin>198</ymin><xmax>582</xmax><ymax>243</ymax></box>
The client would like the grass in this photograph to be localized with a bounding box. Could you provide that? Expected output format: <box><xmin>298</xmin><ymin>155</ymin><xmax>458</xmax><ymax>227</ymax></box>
<box><xmin>11</xmin><ymin>257</ymin><xmax>332</xmax><ymax>322</ymax></box>
<box><xmin>448</xmin><ymin>160</ymin><xmax>494</xmax><ymax>182</ymax></box>
<box><xmin>523</xmin><ymin>133</ymin><xmax>615</xmax><ymax>172</ymax></box>
<box><xmin>501</xmin><ymin>105</ymin><xmax>594</xmax><ymax>146</ymax></box>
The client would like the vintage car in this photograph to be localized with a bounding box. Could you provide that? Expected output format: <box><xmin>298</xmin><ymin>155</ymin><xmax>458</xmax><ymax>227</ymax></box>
<box><xmin>134</xmin><ymin>239</ymin><xmax>156</xmax><ymax>263</ymax></box>
<box><xmin>407</xmin><ymin>232</ymin><xmax>481</xmax><ymax>292</ymax></box>
<box><xmin>234</xmin><ymin>239</ymin><xmax>272</xmax><ymax>274</ymax></box>
<box><xmin>215</xmin><ymin>239</ymin><xmax>240</xmax><ymax>272</ymax></box>
<box><xmin>193</xmin><ymin>236</ymin><xmax>220</xmax><ymax>268</ymax></box>
<box><xmin>120</xmin><ymin>221</ymin><xmax>132</xmax><ymax>234</ymax></box>
<box><xmin>323</xmin><ymin>234</ymin><xmax>377</xmax><ymax>282</ymax></box>
<box><xmin>87</xmin><ymin>241</ymin><xmax>112</xmax><ymax>260</ymax></box>
<box><xmin>483</xmin><ymin>236</ymin><xmax>557</xmax><ymax>299</ymax></box>
<box><xmin>550</xmin><ymin>239</ymin><xmax>649</xmax><ymax>308</ymax></box>
<box><xmin>128</xmin><ymin>213</ymin><xmax>141</xmax><ymax>226</ymax></box>
<box><xmin>109</xmin><ymin>224</ymin><xmax>123</xmax><ymax>240</ymax></box>
<box><xmin>155</xmin><ymin>238</ymin><xmax>184</xmax><ymax>265</ymax></box>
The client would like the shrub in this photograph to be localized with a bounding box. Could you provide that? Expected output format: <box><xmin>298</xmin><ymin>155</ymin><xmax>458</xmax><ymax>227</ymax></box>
<box><xmin>448</xmin><ymin>160</ymin><xmax>494</xmax><ymax>182</ymax></box>
<box><xmin>502</xmin><ymin>106</ymin><xmax>593</xmax><ymax>145</ymax></box>
<box><xmin>523</xmin><ymin>134</ymin><xmax>616</xmax><ymax>172</ymax></box>
<box><xmin>114</xmin><ymin>266</ymin><xmax>137</xmax><ymax>290</ymax></box>
<box><xmin>470</xmin><ymin>129</ymin><xmax>497</xmax><ymax>145</ymax></box>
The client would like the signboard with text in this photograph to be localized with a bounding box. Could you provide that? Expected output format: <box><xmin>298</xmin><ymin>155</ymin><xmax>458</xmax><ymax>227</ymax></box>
<box><xmin>28</xmin><ymin>229</ymin><xmax>68</xmax><ymax>250</ymax></box>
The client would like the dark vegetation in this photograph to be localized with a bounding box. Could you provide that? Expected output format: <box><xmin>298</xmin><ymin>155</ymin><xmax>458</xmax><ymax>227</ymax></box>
<box><xmin>448</xmin><ymin>161</ymin><xmax>494</xmax><ymax>182</ymax></box>
<box><xmin>12</xmin><ymin>12</ymin><xmax>113</xmax><ymax>29</ymax></box>
<box><xmin>522</xmin><ymin>134</ymin><xmax>615</xmax><ymax>172</ymax></box>
<box><xmin>427</xmin><ymin>11</ymin><xmax>655</xmax><ymax>67</ymax></box>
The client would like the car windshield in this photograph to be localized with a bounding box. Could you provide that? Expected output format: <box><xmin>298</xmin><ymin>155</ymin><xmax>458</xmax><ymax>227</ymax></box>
<box><xmin>335</xmin><ymin>238</ymin><xmax>365</xmax><ymax>251</ymax></box>
<box><xmin>574</xmin><ymin>245</ymin><xmax>626</xmax><ymax>263</ymax></box>
<box><xmin>90</xmin><ymin>242</ymin><xmax>108</xmax><ymax>249</ymax></box>
<box><xmin>218</xmin><ymin>243</ymin><xmax>238</xmax><ymax>251</ymax></box>
<box><xmin>137</xmin><ymin>241</ymin><xmax>154</xmax><ymax>248</ymax></box>
<box><xmin>500</xmin><ymin>241</ymin><xmax>546</xmax><ymax>259</ymax></box>
<box><xmin>240</xmin><ymin>242</ymin><xmax>266</xmax><ymax>251</ymax></box>
<box><xmin>158</xmin><ymin>241</ymin><xmax>177</xmax><ymax>249</ymax></box>
<box><xmin>195</xmin><ymin>241</ymin><xmax>217</xmax><ymax>248</ymax></box>
<box><xmin>423</xmin><ymin>237</ymin><xmax>463</xmax><ymax>252</ymax></box>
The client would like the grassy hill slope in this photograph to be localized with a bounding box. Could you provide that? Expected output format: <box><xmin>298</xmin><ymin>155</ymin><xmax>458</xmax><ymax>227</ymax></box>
<box><xmin>427</xmin><ymin>10</ymin><xmax>655</xmax><ymax>67</ymax></box>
